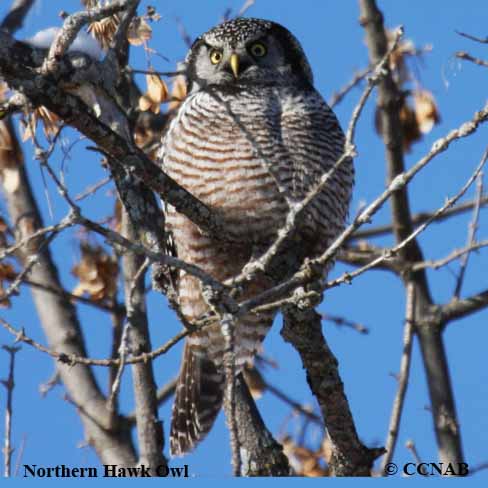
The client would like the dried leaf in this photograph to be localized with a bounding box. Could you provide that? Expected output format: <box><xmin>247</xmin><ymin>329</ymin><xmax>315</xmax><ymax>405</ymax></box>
<box><xmin>320</xmin><ymin>436</ymin><xmax>333</xmax><ymax>464</ymax></box>
<box><xmin>0</xmin><ymin>262</ymin><xmax>18</xmax><ymax>308</ymax></box>
<box><xmin>111</xmin><ymin>200</ymin><xmax>122</xmax><ymax>234</ymax></box>
<box><xmin>168</xmin><ymin>73</ymin><xmax>188</xmax><ymax>111</ymax></box>
<box><xmin>146</xmin><ymin>6</ymin><xmax>162</xmax><ymax>22</ymax></box>
<box><xmin>0</xmin><ymin>119</ymin><xmax>23</xmax><ymax>193</ymax></box>
<box><xmin>72</xmin><ymin>243</ymin><xmax>118</xmax><ymax>302</ymax></box>
<box><xmin>0</xmin><ymin>82</ymin><xmax>8</xmax><ymax>102</ymax></box>
<box><xmin>399</xmin><ymin>102</ymin><xmax>421</xmax><ymax>152</ymax></box>
<box><xmin>147</xmin><ymin>73</ymin><xmax>169</xmax><ymax>104</ymax></box>
<box><xmin>87</xmin><ymin>14</ymin><xmax>119</xmax><ymax>50</ymax></box>
<box><xmin>127</xmin><ymin>17</ymin><xmax>152</xmax><ymax>46</ymax></box>
<box><xmin>386</xmin><ymin>28</ymin><xmax>416</xmax><ymax>84</ymax></box>
<box><xmin>414</xmin><ymin>89</ymin><xmax>440</xmax><ymax>134</ymax></box>
<box><xmin>21</xmin><ymin>107</ymin><xmax>61</xmax><ymax>142</ymax></box>
<box><xmin>1</xmin><ymin>168</ymin><xmax>20</xmax><ymax>194</ymax></box>
<box><xmin>139</xmin><ymin>72</ymin><xmax>169</xmax><ymax>114</ymax></box>
<box><xmin>0</xmin><ymin>216</ymin><xmax>8</xmax><ymax>234</ymax></box>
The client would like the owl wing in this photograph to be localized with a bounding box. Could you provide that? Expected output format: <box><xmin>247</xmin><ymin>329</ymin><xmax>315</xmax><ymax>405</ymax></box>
<box><xmin>272</xmin><ymin>88</ymin><xmax>354</xmax><ymax>244</ymax></box>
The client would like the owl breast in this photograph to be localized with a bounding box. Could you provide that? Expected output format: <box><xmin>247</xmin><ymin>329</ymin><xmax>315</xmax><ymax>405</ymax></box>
<box><xmin>162</xmin><ymin>87</ymin><xmax>289</xmax><ymax>245</ymax></box>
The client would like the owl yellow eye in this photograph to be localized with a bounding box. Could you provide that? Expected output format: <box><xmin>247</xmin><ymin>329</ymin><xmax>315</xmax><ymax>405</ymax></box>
<box><xmin>249</xmin><ymin>42</ymin><xmax>267</xmax><ymax>58</ymax></box>
<box><xmin>210</xmin><ymin>49</ymin><xmax>223</xmax><ymax>64</ymax></box>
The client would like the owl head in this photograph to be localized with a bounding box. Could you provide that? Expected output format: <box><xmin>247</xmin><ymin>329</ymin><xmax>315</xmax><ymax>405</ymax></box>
<box><xmin>184</xmin><ymin>18</ymin><xmax>313</xmax><ymax>93</ymax></box>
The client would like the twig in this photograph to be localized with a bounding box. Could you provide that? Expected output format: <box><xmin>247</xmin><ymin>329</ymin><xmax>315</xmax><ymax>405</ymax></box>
<box><xmin>75</xmin><ymin>176</ymin><xmax>112</xmax><ymax>201</ymax></box>
<box><xmin>127</xmin><ymin>68</ymin><xmax>184</xmax><ymax>77</ymax></box>
<box><xmin>39</xmin><ymin>371</ymin><xmax>61</xmax><ymax>397</ymax></box>
<box><xmin>263</xmin><ymin>381</ymin><xmax>323</xmax><ymax>425</ymax></box>
<box><xmin>236</xmin><ymin>0</ymin><xmax>256</xmax><ymax>17</ymax></box>
<box><xmin>380</xmin><ymin>283</ymin><xmax>415</xmax><ymax>475</ymax></box>
<box><xmin>455</xmin><ymin>30</ymin><xmax>488</xmax><ymax>44</ymax></box>
<box><xmin>405</xmin><ymin>439</ymin><xmax>423</xmax><ymax>464</ymax></box>
<box><xmin>120</xmin><ymin>205</ymin><xmax>165</xmax><ymax>470</ymax></box>
<box><xmin>0</xmin><ymin>315</ymin><xmax>190</xmax><ymax>367</ymax></box>
<box><xmin>455</xmin><ymin>51</ymin><xmax>488</xmax><ymax>69</ymax></box>
<box><xmin>453</xmin><ymin>169</ymin><xmax>484</xmax><ymax>298</ymax></box>
<box><xmin>1</xmin><ymin>345</ymin><xmax>21</xmax><ymax>477</ymax></box>
<box><xmin>322</xmin><ymin>313</ymin><xmax>369</xmax><ymax>334</ymax></box>
<box><xmin>328</xmin><ymin>67</ymin><xmax>371</xmax><ymax>108</ymax></box>
<box><xmin>20</xmin><ymin>278</ymin><xmax>124</xmax><ymax>314</ymax></box>
<box><xmin>351</xmin><ymin>195</ymin><xmax>488</xmax><ymax>240</ymax></box>
<box><xmin>0</xmin><ymin>217</ymin><xmax>74</xmax><ymax>260</ymax></box>
<box><xmin>326</xmin><ymin>149</ymin><xmax>488</xmax><ymax>291</ymax></box>
<box><xmin>413</xmin><ymin>240</ymin><xmax>488</xmax><ymax>272</ymax></box>
<box><xmin>439</xmin><ymin>289</ymin><xmax>488</xmax><ymax>324</ymax></box>
<box><xmin>0</xmin><ymin>0</ymin><xmax>35</xmax><ymax>34</ymax></box>
<box><xmin>221</xmin><ymin>314</ymin><xmax>241</xmax><ymax>476</ymax></box>
<box><xmin>13</xmin><ymin>433</ymin><xmax>26</xmax><ymax>477</ymax></box>
<box><xmin>42</xmin><ymin>0</ymin><xmax>130</xmax><ymax>73</ymax></box>
<box><xmin>470</xmin><ymin>462</ymin><xmax>488</xmax><ymax>476</ymax></box>
<box><xmin>238</xmin><ymin>112</ymin><xmax>488</xmax><ymax>317</ymax></box>
<box><xmin>106</xmin><ymin>322</ymin><xmax>131</xmax><ymax>414</ymax></box>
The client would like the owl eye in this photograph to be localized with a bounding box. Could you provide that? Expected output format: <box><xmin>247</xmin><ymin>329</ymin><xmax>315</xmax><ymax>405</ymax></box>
<box><xmin>209</xmin><ymin>49</ymin><xmax>223</xmax><ymax>64</ymax></box>
<box><xmin>249</xmin><ymin>42</ymin><xmax>267</xmax><ymax>58</ymax></box>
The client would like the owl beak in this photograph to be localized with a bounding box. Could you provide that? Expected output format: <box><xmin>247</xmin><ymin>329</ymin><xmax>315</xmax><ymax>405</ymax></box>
<box><xmin>229</xmin><ymin>53</ymin><xmax>240</xmax><ymax>78</ymax></box>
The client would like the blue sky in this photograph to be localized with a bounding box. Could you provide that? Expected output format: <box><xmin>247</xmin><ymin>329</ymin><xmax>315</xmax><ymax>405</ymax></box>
<box><xmin>1</xmin><ymin>0</ymin><xmax>487</xmax><ymax>481</ymax></box>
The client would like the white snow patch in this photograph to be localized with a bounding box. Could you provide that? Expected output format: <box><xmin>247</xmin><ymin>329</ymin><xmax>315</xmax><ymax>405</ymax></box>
<box><xmin>25</xmin><ymin>27</ymin><xmax>102</xmax><ymax>60</ymax></box>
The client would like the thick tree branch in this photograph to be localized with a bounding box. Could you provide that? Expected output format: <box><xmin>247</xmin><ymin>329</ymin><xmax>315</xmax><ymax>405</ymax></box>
<box><xmin>359</xmin><ymin>0</ymin><xmax>465</xmax><ymax>467</ymax></box>
<box><xmin>0</xmin><ymin>117</ymin><xmax>137</xmax><ymax>465</ymax></box>
<box><xmin>439</xmin><ymin>290</ymin><xmax>488</xmax><ymax>324</ymax></box>
<box><xmin>0</xmin><ymin>30</ymin><xmax>238</xmax><ymax>244</ymax></box>
<box><xmin>121</xmin><ymin>207</ymin><xmax>165</xmax><ymax>472</ymax></box>
<box><xmin>234</xmin><ymin>375</ymin><xmax>291</xmax><ymax>476</ymax></box>
<box><xmin>281</xmin><ymin>307</ymin><xmax>384</xmax><ymax>476</ymax></box>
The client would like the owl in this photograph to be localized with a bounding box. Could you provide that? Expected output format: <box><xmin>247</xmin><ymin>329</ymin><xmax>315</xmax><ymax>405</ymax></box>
<box><xmin>158</xmin><ymin>18</ymin><xmax>354</xmax><ymax>456</ymax></box>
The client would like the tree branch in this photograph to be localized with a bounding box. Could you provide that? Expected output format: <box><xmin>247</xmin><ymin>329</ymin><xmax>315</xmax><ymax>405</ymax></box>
<box><xmin>380</xmin><ymin>283</ymin><xmax>415</xmax><ymax>474</ymax></box>
<box><xmin>281</xmin><ymin>306</ymin><xmax>384</xmax><ymax>476</ymax></box>
<box><xmin>1</xmin><ymin>345</ymin><xmax>21</xmax><ymax>477</ymax></box>
<box><xmin>359</xmin><ymin>0</ymin><xmax>466</xmax><ymax>467</ymax></box>
<box><xmin>0</xmin><ymin>0</ymin><xmax>35</xmax><ymax>34</ymax></box>
<box><xmin>0</xmin><ymin>115</ymin><xmax>137</xmax><ymax>465</ymax></box>
<box><xmin>121</xmin><ymin>206</ymin><xmax>165</xmax><ymax>472</ymax></box>
<box><xmin>234</xmin><ymin>375</ymin><xmax>291</xmax><ymax>476</ymax></box>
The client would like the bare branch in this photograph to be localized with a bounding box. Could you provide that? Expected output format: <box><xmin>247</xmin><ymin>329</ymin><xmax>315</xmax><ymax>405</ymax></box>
<box><xmin>234</xmin><ymin>375</ymin><xmax>291</xmax><ymax>476</ymax></box>
<box><xmin>327</xmin><ymin>147</ymin><xmax>488</xmax><ymax>291</ymax></box>
<box><xmin>120</xmin><ymin>207</ymin><xmax>165</xmax><ymax>471</ymax></box>
<box><xmin>221</xmin><ymin>314</ymin><xmax>241</xmax><ymax>476</ymax></box>
<box><xmin>455</xmin><ymin>30</ymin><xmax>488</xmax><ymax>44</ymax></box>
<box><xmin>1</xmin><ymin>345</ymin><xmax>21</xmax><ymax>477</ymax></box>
<box><xmin>42</xmin><ymin>0</ymin><xmax>130</xmax><ymax>73</ymax></box>
<box><xmin>0</xmin><ymin>115</ymin><xmax>137</xmax><ymax>464</ymax></box>
<box><xmin>453</xmin><ymin>166</ymin><xmax>484</xmax><ymax>298</ymax></box>
<box><xmin>0</xmin><ymin>0</ymin><xmax>35</xmax><ymax>34</ymax></box>
<box><xmin>440</xmin><ymin>289</ymin><xmax>488</xmax><ymax>324</ymax></box>
<box><xmin>351</xmin><ymin>195</ymin><xmax>488</xmax><ymax>240</ymax></box>
<box><xmin>380</xmin><ymin>283</ymin><xmax>415</xmax><ymax>474</ymax></box>
<box><xmin>281</xmin><ymin>306</ymin><xmax>384</xmax><ymax>475</ymax></box>
<box><xmin>359</xmin><ymin>0</ymin><xmax>468</xmax><ymax>467</ymax></box>
<box><xmin>455</xmin><ymin>51</ymin><xmax>488</xmax><ymax>69</ymax></box>
<box><xmin>328</xmin><ymin>67</ymin><xmax>371</xmax><ymax>108</ymax></box>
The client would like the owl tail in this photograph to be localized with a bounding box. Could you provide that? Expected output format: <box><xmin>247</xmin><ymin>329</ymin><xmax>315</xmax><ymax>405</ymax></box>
<box><xmin>170</xmin><ymin>342</ymin><xmax>224</xmax><ymax>457</ymax></box>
